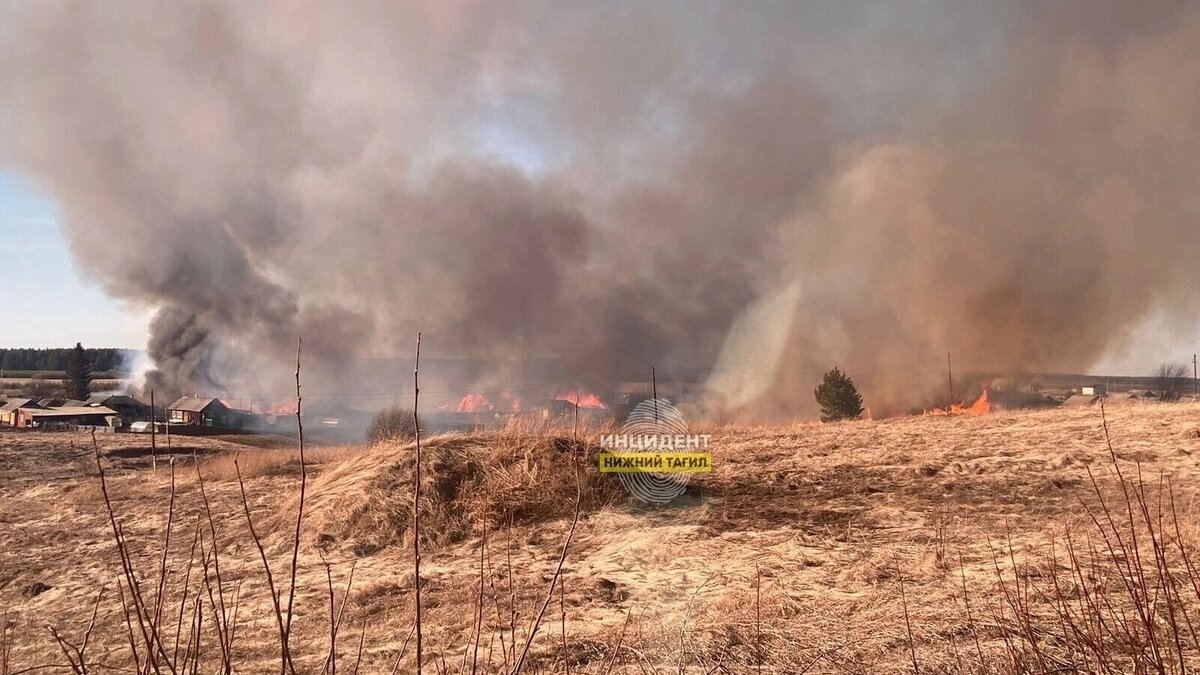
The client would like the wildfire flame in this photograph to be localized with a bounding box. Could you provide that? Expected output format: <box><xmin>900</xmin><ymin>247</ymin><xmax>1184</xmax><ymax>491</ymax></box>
<box><xmin>449</xmin><ymin>392</ymin><xmax>522</xmax><ymax>413</ymax></box>
<box><xmin>254</xmin><ymin>400</ymin><xmax>296</xmax><ymax>415</ymax></box>
<box><xmin>924</xmin><ymin>388</ymin><xmax>991</xmax><ymax>416</ymax></box>
<box><xmin>456</xmin><ymin>393</ymin><xmax>493</xmax><ymax>412</ymax></box>
<box><xmin>555</xmin><ymin>391</ymin><xmax>608</xmax><ymax>409</ymax></box>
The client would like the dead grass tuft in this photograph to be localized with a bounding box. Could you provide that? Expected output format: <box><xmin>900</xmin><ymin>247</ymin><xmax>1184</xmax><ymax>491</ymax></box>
<box><xmin>300</xmin><ymin>433</ymin><xmax>623</xmax><ymax>555</ymax></box>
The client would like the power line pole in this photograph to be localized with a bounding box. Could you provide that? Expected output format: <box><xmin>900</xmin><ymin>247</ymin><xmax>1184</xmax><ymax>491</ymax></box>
<box><xmin>1193</xmin><ymin>353</ymin><xmax>1197</xmax><ymax>398</ymax></box>
<box><xmin>947</xmin><ymin>352</ymin><xmax>955</xmax><ymax>408</ymax></box>
<box><xmin>651</xmin><ymin>366</ymin><xmax>659</xmax><ymax>423</ymax></box>
<box><xmin>150</xmin><ymin>389</ymin><xmax>157</xmax><ymax>473</ymax></box>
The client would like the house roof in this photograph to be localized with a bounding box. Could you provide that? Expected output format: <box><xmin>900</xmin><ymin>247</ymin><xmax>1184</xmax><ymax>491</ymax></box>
<box><xmin>23</xmin><ymin>406</ymin><xmax>117</xmax><ymax>418</ymax></box>
<box><xmin>0</xmin><ymin>398</ymin><xmax>36</xmax><ymax>412</ymax></box>
<box><xmin>86</xmin><ymin>394</ymin><xmax>146</xmax><ymax>408</ymax></box>
<box><xmin>169</xmin><ymin>396</ymin><xmax>226</xmax><ymax>413</ymax></box>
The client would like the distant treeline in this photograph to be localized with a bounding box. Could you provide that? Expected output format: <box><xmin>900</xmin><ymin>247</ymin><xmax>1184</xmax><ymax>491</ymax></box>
<box><xmin>0</xmin><ymin>348</ymin><xmax>139</xmax><ymax>375</ymax></box>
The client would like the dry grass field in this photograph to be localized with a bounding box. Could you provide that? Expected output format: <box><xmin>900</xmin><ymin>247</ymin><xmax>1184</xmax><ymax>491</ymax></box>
<box><xmin>4</xmin><ymin>402</ymin><xmax>1200</xmax><ymax>673</ymax></box>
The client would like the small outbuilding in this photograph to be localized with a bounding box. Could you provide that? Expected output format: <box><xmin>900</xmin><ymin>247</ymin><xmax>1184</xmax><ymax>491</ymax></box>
<box><xmin>129</xmin><ymin>420</ymin><xmax>167</xmax><ymax>434</ymax></box>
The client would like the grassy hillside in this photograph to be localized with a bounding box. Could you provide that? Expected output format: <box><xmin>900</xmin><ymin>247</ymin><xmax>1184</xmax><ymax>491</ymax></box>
<box><xmin>3</xmin><ymin>402</ymin><xmax>1200</xmax><ymax>672</ymax></box>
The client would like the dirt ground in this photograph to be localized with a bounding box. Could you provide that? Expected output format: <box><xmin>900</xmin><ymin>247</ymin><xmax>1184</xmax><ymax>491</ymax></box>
<box><xmin>3</xmin><ymin>401</ymin><xmax>1200</xmax><ymax>673</ymax></box>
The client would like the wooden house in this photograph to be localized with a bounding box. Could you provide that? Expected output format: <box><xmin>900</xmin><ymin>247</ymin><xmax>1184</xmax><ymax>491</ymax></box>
<box><xmin>167</xmin><ymin>396</ymin><xmax>233</xmax><ymax>427</ymax></box>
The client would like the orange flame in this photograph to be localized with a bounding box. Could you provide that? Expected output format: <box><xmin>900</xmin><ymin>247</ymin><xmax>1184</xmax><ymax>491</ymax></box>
<box><xmin>924</xmin><ymin>388</ymin><xmax>991</xmax><ymax>416</ymax></box>
<box><xmin>448</xmin><ymin>392</ymin><xmax>522</xmax><ymax>413</ymax></box>
<box><xmin>555</xmin><ymin>391</ymin><xmax>608</xmax><ymax>409</ymax></box>
<box><xmin>264</xmin><ymin>401</ymin><xmax>297</xmax><ymax>415</ymax></box>
<box><xmin>457</xmin><ymin>393</ymin><xmax>493</xmax><ymax>412</ymax></box>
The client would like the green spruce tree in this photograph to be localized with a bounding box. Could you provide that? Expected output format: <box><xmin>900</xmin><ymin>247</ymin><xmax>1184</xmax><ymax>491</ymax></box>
<box><xmin>814</xmin><ymin>367</ymin><xmax>864</xmax><ymax>422</ymax></box>
<box><xmin>64</xmin><ymin>342</ymin><xmax>93</xmax><ymax>401</ymax></box>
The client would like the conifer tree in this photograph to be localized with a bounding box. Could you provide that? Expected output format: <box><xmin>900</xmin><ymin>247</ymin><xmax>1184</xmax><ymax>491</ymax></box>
<box><xmin>814</xmin><ymin>367</ymin><xmax>864</xmax><ymax>422</ymax></box>
<box><xmin>64</xmin><ymin>342</ymin><xmax>93</xmax><ymax>400</ymax></box>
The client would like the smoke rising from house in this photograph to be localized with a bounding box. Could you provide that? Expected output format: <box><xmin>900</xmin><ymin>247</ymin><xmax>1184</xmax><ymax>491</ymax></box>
<box><xmin>2</xmin><ymin>1</ymin><xmax>1198</xmax><ymax>415</ymax></box>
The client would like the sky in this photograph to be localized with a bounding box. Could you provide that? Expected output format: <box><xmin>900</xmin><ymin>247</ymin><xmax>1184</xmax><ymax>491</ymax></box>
<box><xmin>0</xmin><ymin>170</ymin><xmax>150</xmax><ymax>348</ymax></box>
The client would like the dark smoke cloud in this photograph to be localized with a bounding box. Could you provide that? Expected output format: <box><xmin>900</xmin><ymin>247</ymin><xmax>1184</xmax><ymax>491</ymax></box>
<box><xmin>1</xmin><ymin>1</ymin><xmax>1198</xmax><ymax>415</ymax></box>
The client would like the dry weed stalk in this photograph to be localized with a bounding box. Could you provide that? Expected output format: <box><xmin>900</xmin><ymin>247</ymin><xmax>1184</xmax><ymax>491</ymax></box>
<box><xmin>512</xmin><ymin>442</ymin><xmax>582</xmax><ymax>674</ymax></box>
<box><xmin>46</xmin><ymin>586</ymin><xmax>103</xmax><ymax>674</ymax></box>
<box><xmin>0</xmin><ymin>612</ymin><xmax>12</xmax><ymax>675</ymax></box>
<box><xmin>234</xmin><ymin>455</ymin><xmax>291</xmax><ymax>670</ymax></box>
<box><xmin>75</xmin><ymin>339</ymin><xmax>330</xmax><ymax>675</ymax></box>
<box><xmin>951</xmin><ymin>400</ymin><xmax>1200</xmax><ymax>674</ymax></box>
<box><xmin>898</xmin><ymin>565</ymin><xmax>919</xmax><ymax>674</ymax></box>
<box><xmin>413</xmin><ymin>331</ymin><xmax>424</xmax><ymax>674</ymax></box>
<box><xmin>285</xmin><ymin>337</ymin><xmax>307</xmax><ymax>671</ymax></box>
<box><xmin>93</xmin><ymin>427</ymin><xmax>183</xmax><ymax>674</ymax></box>
<box><xmin>318</xmin><ymin>552</ymin><xmax>356</xmax><ymax>675</ymax></box>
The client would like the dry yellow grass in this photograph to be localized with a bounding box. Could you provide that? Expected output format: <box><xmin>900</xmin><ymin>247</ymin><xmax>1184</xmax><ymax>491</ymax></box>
<box><xmin>198</xmin><ymin>443</ymin><xmax>362</xmax><ymax>480</ymax></box>
<box><xmin>3</xmin><ymin>402</ymin><xmax>1200</xmax><ymax>672</ymax></box>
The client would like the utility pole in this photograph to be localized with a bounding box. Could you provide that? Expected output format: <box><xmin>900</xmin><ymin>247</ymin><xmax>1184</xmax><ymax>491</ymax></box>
<box><xmin>150</xmin><ymin>389</ymin><xmax>157</xmax><ymax>472</ymax></box>
<box><xmin>651</xmin><ymin>366</ymin><xmax>659</xmax><ymax>423</ymax></box>
<box><xmin>947</xmin><ymin>352</ymin><xmax>955</xmax><ymax>408</ymax></box>
<box><xmin>1193</xmin><ymin>354</ymin><xmax>1197</xmax><ymax>398</ymax></box>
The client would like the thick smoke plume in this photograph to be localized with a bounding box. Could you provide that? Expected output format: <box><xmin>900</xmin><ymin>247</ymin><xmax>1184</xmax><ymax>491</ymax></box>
<box><xmin>2</xmin><ymin>1</ymin><xmax>1199</xmax><ymax>416</ymax></box>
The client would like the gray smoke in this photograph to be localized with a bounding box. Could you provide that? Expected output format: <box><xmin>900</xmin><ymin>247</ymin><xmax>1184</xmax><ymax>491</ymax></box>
<box><xmin>1</xmin><ymin>1</ymin><xmax>1198</xmax><ymax>415</ymax></box>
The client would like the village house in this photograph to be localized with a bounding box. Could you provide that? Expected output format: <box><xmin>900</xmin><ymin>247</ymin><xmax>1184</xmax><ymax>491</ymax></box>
<box><xmin>168</xmin><ymin>396</ymin><xmax>234</xmax><ymax>427</ymax></box>
<box><xmin>0</xmin><ymin>398</ymin><xmax>40</xmax><ymax>426</ymax></box>
<box><xmin>85</xmin><ymin>393</ymin><xmax>150</xmax><ymax>427</ymax></box>
<box><xmin>12</xmin><ymin>406</ymin><xmax>118</xmax><ymax>429</ymax></box>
